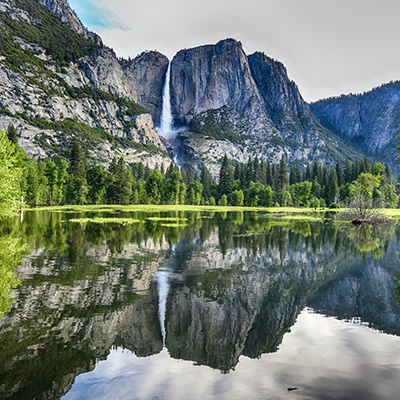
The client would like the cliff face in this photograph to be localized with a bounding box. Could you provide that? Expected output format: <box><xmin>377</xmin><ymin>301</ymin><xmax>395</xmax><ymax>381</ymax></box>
<box><xmin>0</xmin><ymin>0</ymin><xmax>171</xmax><ymax>168</ymax></box>
<box><xmin>122</xmin><ymin>51</ymin><xmax>169</xmax><ymax>126</ymax></box>
<box><xmin>37</xmin><ymin>0</ymin><xmax>102</xmax><ymax>44</ymax></box>
<box><xmin>311</xmin><ymin>81</ymin><xmax>400</xmax><ymax>165</ymax></box>
<box><xmin>170</xmin><ymin>39</ymin><xmax>269</xmax><ymax>124</ymax></box>
<box><xmin>248</xmin><ymin>52</ymin><xmax>314</xmax><ymax>131</ymax></box>
<box><xmin>168</xmin><ymin>39</ymin><xmax>362</xmax><ymax>175</ymax></box>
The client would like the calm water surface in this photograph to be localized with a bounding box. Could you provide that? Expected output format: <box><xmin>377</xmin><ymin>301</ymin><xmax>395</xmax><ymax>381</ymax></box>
<box><xmin>0</xmin><ymin>209</ymin><xmax>400</xmax><ymax>400</ymax></box>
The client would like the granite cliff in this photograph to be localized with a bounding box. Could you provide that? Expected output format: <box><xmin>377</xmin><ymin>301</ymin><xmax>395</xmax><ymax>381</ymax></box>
<box><xmin>311</xmin><ymin>81</ymin><xmax>400</xmax><ymax>167</ymax></box>
<box><xmin>0</xmin><ymin>0</ymin><xmax>398</xmax><ymax>175</ymax></box>
<box><xmin>168</xmin><ymin>39</ymin><xmax>363</xmax><ymax>176</ymax></box>
<box><xmin>0</xmin><ymin>0</ymin><xmax>172</xmax><ymax>168</ymax></box>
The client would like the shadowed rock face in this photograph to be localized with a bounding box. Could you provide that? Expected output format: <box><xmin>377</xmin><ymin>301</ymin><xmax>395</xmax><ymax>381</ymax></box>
<box><xmin>248</xmin><ymin>52</ymin><xmax>315</xmax><ymax>131</ymax></box>
<box><xmin>122</xmin><ymin>52</ymin><xmax>169</xmax><ymax>127</ymax></box>
<box><xmin>166</xmin><ymin>39</ymin><xmax>363</xmax><ymax>175</ymax></box>
<box><xmin>170</xmin><ymin>39</ymin><xmax>268</xmax><ymax>125</ymax></box>
<box><xmin>311</xmin><ymin>81</ymin><xmax>400</xmax><ymax>164</ymax></box>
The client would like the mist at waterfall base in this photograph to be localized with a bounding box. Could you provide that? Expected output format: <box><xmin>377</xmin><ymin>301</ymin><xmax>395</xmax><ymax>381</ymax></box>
<box><xmin>156</xmin><ymin>62</ymin><xmax>183</xmax><ymax>164</ymax></box>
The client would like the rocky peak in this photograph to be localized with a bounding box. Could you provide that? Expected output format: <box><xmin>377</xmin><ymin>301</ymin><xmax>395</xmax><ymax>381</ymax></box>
<box><xmin>248</xmin><ymin>51</ymin><xmax>311</xmax><ymax>128</ymax></box>
<box><xmin>170</xmin><ymin>38</ymin><xmax>266</xmax><ymax>125</ymax></box>
<box><xmin>37</xmin><ymin>0</ymin><xmax>102</xmax><ymax>44</ymax></box>
<box><xmin>311</xmin><ymin>81</ymin><xmax>400</xmax><ymax>164</ymax></box>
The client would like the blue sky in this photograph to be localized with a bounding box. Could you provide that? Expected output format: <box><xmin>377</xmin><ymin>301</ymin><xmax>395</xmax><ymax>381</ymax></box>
<box><xmin>68</xmin><ymin>0</ymin><xmax>400</xmax><ymax>102</ymax></box>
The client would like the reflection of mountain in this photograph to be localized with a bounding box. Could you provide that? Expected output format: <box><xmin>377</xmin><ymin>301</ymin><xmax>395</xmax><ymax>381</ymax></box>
<box><xmin>0</xmin><ymin>238</ymin><xmax>167</xmax><ymax>400</ymax></box>
<box><xmin>165</xmin><ymin>231</ymin><xmax>349</xmax><ymax>371</ymax></box>
<box><xmin>1</xmin><ymin>213</ymin><xmax>400</xmax><ymax>398</ymax></box>
<box><xmin>309</xmin><ymin>238</ymin><xmax>400</xmax><ymax>335</ymax></box>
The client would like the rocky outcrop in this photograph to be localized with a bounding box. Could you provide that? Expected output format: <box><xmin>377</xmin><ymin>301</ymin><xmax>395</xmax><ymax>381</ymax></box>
<box><xmin>168</xmin><ymin>39</ymin><xmax>363</xmax><ymax>175</ymax></box>
<box><xmin>311</xmin><ymin>82</ymin><xmax>400</xmax><ymax>166</ymax></box>
<box><xmin>122</xmin><ymin>51</ymin><xmax>169</xmax><ymax>127</ymax></box>
<box><xmin>248</xmin><ymin>52</ymin><xmax>316</xmax><ymax>132</ymax></box>
<box><xmin>0</xmin><ymin>0</ymin><xmax>172</xmax><ymax>167</ymax></box>
<box><xmin>37</xmin><ymin>0</ymin><xmax>102</xmax><ymax>44</ymax></box>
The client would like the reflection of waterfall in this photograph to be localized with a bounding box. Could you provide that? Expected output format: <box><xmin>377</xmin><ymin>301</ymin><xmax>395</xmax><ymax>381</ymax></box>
<box><xmin>156</xmin><ymin>62</ymin><xmax>182</xmax><ymax>164</ymax></box>
<box><xmin>156</xmin><ymin>269</ymin><xmax>170</xmax><ymax>346</ymax></box>
<box><xmin>155</xmin><ymin>244</ymin><xmax>177</xmax><ymax>346</ymax></box>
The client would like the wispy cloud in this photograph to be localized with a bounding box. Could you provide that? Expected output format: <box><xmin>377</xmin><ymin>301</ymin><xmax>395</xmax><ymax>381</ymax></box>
<box><xmin>68</xmin><ymin>0</ymin><xmax>129</xmax><ymax>31</ymax></box>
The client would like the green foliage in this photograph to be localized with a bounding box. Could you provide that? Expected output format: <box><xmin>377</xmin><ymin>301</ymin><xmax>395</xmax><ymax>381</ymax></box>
<box><xmin>218</xmin><ymin>194</ymin><xmax>228</xmax><ymax>206</ymax></box>
<box><xmin>0</xmin><ymin>237</ymin><xmax>23</xmax><ymax>318</ymax></box>
<box><xmin>189</xmin><ymin>109</ymin><xmax>243</xmax><ymax>143</ymax></box>
<box><xmin>0</xmin><ymin>131</ymin><xmax>23</xmax><ymax>218</ymax></box>
<box><xmin>230</xmin><ymin>190</ymin><xmax>244</xmax><ymax>206</ymax></box>
<box><xmin>0</xmin><ymin>0</ymin><xmax>101</xmax><ymax>66</ymax></box>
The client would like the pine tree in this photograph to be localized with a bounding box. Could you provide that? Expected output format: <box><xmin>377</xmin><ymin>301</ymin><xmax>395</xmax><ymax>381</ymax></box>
<box><xmin>277</xmin><ymin>154</ymin><xmax>288</xmax><ymax>191</ymax></box>
<box><xmin>67</xmin><ymin>141</ymin><xmax>87</xmax><ymax>204</ymax></box>
<box><xmin>6</xmin><ymin>125</ymin><xmax>18</xmax><ymax>145</ymax></box>
<box><xmin>335</xmin><ymin>161</ymin><xmax>344</xmax><ymax>187</ymax></box>
<box><xmin>219</xmin><ymin>154</ymin><xmax>234</xmax><ymax>195</ymax></box>
<box><xmin>344</xmin><ymin>158</ymin><xmax>352</xmax><ymax>183</ymax></box>
<box><xmin>327</xmin><ymin>169</ymin><xmax>339</xmax><ymax>205</ymax></box>
<box><xmin>200</xmin><ymin>166</ymin><xmax>213</xmax><ymax>199</ymax></box>
<box><xmin>266</xmin><ymin>162</ymin><xmax>273</xmax><ymax>187</ymax></box>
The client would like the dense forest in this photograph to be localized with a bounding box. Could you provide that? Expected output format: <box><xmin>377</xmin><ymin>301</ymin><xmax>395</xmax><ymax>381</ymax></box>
<box><xmin>0</xmin><ymin>125</ymin><xmax>399</xmax><ymax>218</ymax></box>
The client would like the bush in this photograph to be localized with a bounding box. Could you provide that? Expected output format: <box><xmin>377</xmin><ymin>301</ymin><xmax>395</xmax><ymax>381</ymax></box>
<box><xmin>218</xmin><ymin>194</ymin><xmax>228</xmax><ymax>206</ymax></box>
<box><xmin>329</xmin><ymin>202</ymin><xmax>340</xmax><ymax>209</ymax></box>
<box><xmin>208</xmin><ymin>196</ymin><xmax>216</xmax><ymax>206</ymax></box>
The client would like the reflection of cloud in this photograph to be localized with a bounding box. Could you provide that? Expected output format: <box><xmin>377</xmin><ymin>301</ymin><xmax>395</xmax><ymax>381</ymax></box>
<box><xmin>68</xmin><ymin>0</ymin><xmax>129</xmax><ymax>31</ymax></box>
<box><xmin>63</xmin><ymin>310</ymin><xmax>400</xmax><ymax>400</ymax></box>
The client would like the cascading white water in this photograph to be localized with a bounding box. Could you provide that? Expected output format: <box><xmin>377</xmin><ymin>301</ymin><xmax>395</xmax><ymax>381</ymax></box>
<box><xmin>157</xmin><ymin>62</ymin><xmax>175</xmax><ymax>140</ymax></box>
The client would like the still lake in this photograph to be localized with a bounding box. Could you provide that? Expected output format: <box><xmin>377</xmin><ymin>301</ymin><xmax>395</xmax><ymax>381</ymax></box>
<box><xmin>1</xmin><ymin>209</ymin><xmax>400</xmax><ymax>400</ymax></box>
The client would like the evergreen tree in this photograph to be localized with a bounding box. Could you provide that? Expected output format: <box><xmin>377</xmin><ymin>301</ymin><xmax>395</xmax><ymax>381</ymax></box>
<box><xmin>200</xmin><ymin>166</ymin><xmax>213</xmax><ymax>199</ymax></box>
<box><xmin>67</xmin><ymin>141</ymin><xmax>87</xmax><ymax>204</ymax></box>
<box><xmin>145</xmin><ymin>169</ymin><xmax>164</xmax><ymax>204</ymax></box>
<box><xmin>45</xmin><ymin>160</ymin><xmax>58</xmax><ymax>205</ymax></box>
<box><xmin>327</xmin><ymin>169</ymin><xmax>339</xmax><ymax>205</ymax></box>
<box><xmin>87</xmin><ymin>165</ymin><xmax>110</xmax><ymax>204</ymax></box>
<box><xmin>219</xmin><ymin>154</ymin><xmax>234</xmax><ymax>196</ymax></box>
<box><xmin>259</xmin><ymin>160</ymin><xmax>267</xmax><ymax>185</ymax></box>
<box><xmin>304</xmin><ymin>163</ymin><xmax>312</xmax><ymax>182</ymax></box>
<box><xmin>6</xmin><ymin>125</ymin><xmax>18</xmax><ymax>145</ymax></box>
<box><xmin>266</xmin><ymin>162</ymin><xmax>273</xmax><ymax>187</ymax></box>
<box><xmin>344</xmin><ymin>158</ymin><xmax>352</xmax><ymax>183</ymax></box>
<box><xmin>277</xmin><ymin>154</ymin><xmax>288</xmax><ymax>191</ymax></box>
<box><xmin>384</xmin><ymin>163</ymin><xmax>392</xmax><ymax>185</ymax></box>
<box><xmin>335</xmin><ymin>161</ymin><xmax>344</xmax><ymax>187</ymax></box>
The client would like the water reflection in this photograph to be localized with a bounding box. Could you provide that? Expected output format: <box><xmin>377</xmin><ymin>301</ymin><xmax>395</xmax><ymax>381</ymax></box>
<box><xmin>0</xmin><ymin>210</ymin><xmax>399</xmax><ymax>399</ymax></box>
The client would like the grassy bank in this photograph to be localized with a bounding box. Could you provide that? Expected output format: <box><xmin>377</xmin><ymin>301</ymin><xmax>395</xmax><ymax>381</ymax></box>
<box><xmin>27</xmin><ymin>204</ymin><xmax>327</xmax><ymax>214</ymax></box>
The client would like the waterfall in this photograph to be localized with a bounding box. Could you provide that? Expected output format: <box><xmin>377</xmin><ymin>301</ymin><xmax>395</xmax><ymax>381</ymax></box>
<box><xmin>157</xmin><ymin>62</ymin><xmax>182</xmax><ymax>164</ymax></box>
<box><xmin>157</xmin><ymin>62</ymin><xmax>175</xmax><ymax>140</ymax></box>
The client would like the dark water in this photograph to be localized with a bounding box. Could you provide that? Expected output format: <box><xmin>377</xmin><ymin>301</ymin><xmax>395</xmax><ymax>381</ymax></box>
<box><xmin>1</xmin><ymin>210</ymin><xmax>400</xmax><ymax>400</ymax></box>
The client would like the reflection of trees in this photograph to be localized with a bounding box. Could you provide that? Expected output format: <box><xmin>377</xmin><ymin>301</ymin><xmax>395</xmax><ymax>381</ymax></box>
<box><xmin>340</xmin><ymin>223</ymin><xmax>394</xmax><ymax>258</ymax></box>
<box><xmin>0</xmin><ymin>237</ymin><xmax>23</xmax><ymax>318</ymax></box>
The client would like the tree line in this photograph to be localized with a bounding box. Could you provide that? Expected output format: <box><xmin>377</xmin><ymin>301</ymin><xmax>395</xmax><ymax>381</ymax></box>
<box><xmin>1</xmin><ymin>125</ymin><xmax>399</xmax><ymax>217</ymax></box>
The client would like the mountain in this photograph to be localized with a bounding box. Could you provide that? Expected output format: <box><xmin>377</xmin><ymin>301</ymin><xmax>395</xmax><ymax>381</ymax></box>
<box><xmin>0</xmin><ymin>0</ymin><xmax>398</xmax><ymax>175</ymax></box>
<box><xmin>0</xmin><ymin>0</ymin><xmax>171</xmax><ymax>168</ymax></box>
<box><xmin>168</xmin><ymin>39</ymin><xmax>364</xmax><ymax>175</ymax></box>
<box><xmin>311</xmin><ymin>81</ymin><xmax>400</xmax><ymax>167</ymax></box>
